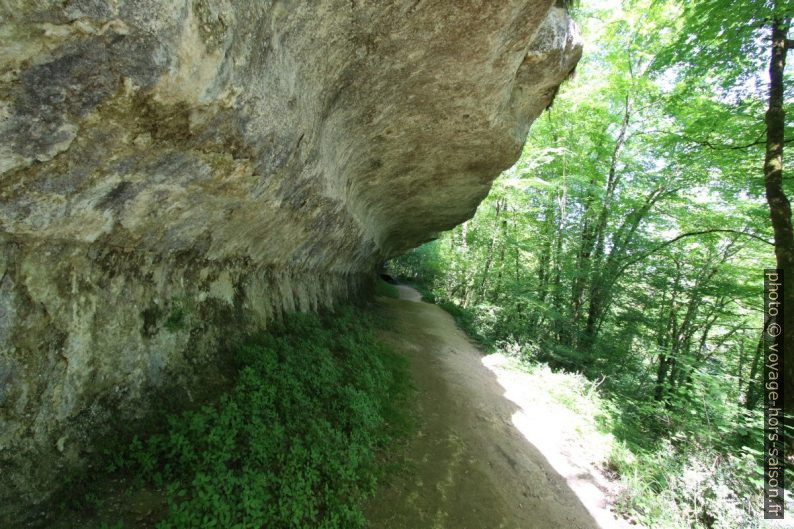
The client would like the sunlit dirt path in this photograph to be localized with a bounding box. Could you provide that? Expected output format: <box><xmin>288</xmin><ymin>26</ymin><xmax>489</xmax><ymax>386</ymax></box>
<box><xmin>365</xmin><ymin>285</ymin><xmax>633</xmax><ymax>529</ymax></box>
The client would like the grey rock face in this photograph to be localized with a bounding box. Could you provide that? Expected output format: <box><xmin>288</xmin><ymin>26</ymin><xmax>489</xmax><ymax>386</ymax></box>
<box><xmin>0</xmin><ymin>0</ymin><xmax>580</xmax><ymax>521</ymax></box>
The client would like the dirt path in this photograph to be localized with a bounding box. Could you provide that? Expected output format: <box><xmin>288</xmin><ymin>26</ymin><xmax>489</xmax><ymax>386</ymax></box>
<box><xmin>365</xmin><ymin>286</ymin><xmax>632</xmax><ymax>529</ymax></box>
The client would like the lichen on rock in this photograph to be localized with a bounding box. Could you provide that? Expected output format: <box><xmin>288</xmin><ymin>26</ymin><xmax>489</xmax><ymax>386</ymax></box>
<box><xmin>0</xmin><ymin>0</ymin><xmax>580</xmax><ymax>522</ymax></box>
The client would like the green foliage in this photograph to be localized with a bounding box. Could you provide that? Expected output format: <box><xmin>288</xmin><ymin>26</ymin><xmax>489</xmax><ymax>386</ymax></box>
<box><xmin>651</xmin><ymin>0</ymin><xmax>789</xmax><ymax>90</ymax></box>
<box><xmin>438</xmin><ymin>300</ymin><xmax>493</xmax><ymax>347</ymax></box>
<box><xmin>607</xmin><ymin>434</ymin><xmax>765</xmax><ymax>529</ymax></box>
<box><xmin>409</xmin><ymin>281</ymin><xmax>436</xmax><ymax>304</ymax></box>
<box><xmin>163</xmin><ymin>297</ymin><xmax>190</xmax><ymax>332</ymax></box>
<box><xmin>387</xmin><ymin>243</ymin><xmax>443</xmax><ymax>283</ymax></box>
<box><xmin>164</xmin><ymin>308</ymin><xmax>186</xmax><ymax>332</ymax></box>
<box><xmin>374</xmin><ymin>279</ymin><xmax>399</xmax><ymax>299</ymax></box>
<box><xmin>108</xmin><ymin>308</ymin><xmax>410</xmax><ymax>529</ymax></box>
<box><xmin>501</xmin><ymin>355</ymin><xmax>768</xmax><ymax>528</ymax></box>
<box><xmin>97</xmin><ymin>523</ymin><xmax>124</xmax><ymax>529</ymax></box>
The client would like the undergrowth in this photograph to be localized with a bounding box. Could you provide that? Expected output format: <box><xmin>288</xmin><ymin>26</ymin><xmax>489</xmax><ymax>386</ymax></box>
<box><xmin>374</xmin><ymin>279</ymin><xmax>399</xmax><ymax>299</ymax></box>
<box><xmin>502</xmin><ymin>352</ymin><xmax>779</xmax><ymax>529</ymax></box>
<box><xmin>422</xmin><ymin>293</ymin><xmax>788</xmax><ymax>529</ymax></box>
<box><xmin>93</xmin><ymin>307</ymin><xmax>410</xmax><ymax>529</ymax></box>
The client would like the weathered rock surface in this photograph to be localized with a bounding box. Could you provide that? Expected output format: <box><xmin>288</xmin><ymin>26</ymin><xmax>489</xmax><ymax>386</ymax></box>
<box><xmin>0</xmin><ymin>0</ymin><xmax>580</xmax><ymax>522</ymax></box>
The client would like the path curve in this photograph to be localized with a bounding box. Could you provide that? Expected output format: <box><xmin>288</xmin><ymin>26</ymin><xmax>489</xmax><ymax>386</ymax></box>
<box><xmin>365</xmin><ymin>285</ymin><xmax>628</xmax><ymax>529</ymax></box>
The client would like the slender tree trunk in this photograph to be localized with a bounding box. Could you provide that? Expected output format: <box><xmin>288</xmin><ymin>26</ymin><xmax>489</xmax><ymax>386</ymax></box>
<box><xmin>571</xmin><ymin>176</ymin><xmax>598</xmax><ymax>331</ymax></box>
<box><xmin>591</xmin><ymin>93</ymin><xmax>631</xmax><ymax>267</ymax></box>
<box><xmin>579</xmin><ymin>97</ymin><xmax>631</xmax><ymax>350</ymax></box>
<box><xmin>583</xmin><ymin>187</ymin><xmax>666</xmax><ymax>345</ymax></box>
<box><xmin>493</xmin><ymin>231</ymin><xmax>507</xmax><ymax>303</ymax></box>
<box><xmin>460</xmin><ymin>222</ymin><xmax>472</xmax><ymax>306</ymax></box>
<box><xmin>656</xmin><ymin>303</ymin><xmax>679</xmax><ymax>402</ymax></box>
<box><xmin>745</xmin><ymin>331</ymin><xmax>765</xmax><ymax>410</ymax></box>
<box><xmin>475</xmin><ymin>200</ymin><xmax>503</xmax><ymax>304</ymax></box>
<box><xmin>529</xmin><ymin>196</ymin><xmax>556</xmax><ymax>330</ymax></box>
<box><xmin>763</xmin><ymin>16</ymin><xmax>794</xmax><ymax>419</ymax></box>
<box><xmin>655</xmin><ymin>353</ymin><xmax>671</xmax><ymax>401</ymax></box>
<box><xmin>736</xmin><ymin>336</ymin><xmax>747</xmax><ymax>403</ymax></box>
<box><xmin>553</xmin><ymin>184</ymin><xmax>570</xmax><ymax>344</ymax></box>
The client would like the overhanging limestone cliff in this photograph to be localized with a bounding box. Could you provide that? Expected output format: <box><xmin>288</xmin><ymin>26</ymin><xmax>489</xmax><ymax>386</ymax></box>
<box><xmin>0</xmin><ymin>0</ymin><xmax>581</xmax><ymax>520</ymax></box>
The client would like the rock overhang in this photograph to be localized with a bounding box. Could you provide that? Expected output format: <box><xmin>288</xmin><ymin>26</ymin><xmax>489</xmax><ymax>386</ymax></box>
<box><xmin>0</xmin><ymin>0</ymin><xmax>581</xmax><ymax>522</ymax></box>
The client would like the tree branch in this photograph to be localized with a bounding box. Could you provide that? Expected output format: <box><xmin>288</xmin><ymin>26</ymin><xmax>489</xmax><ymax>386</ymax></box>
<box><xmin>633</xmin><ymin>130</ymin><xmax>793</xmax><ymax>150</ymax></box>
<box><xmin>616</xmin><ymin>228</ymin><xmax>774</xmax><ymax>276</ymax></box>
<box><xmin>677</xmin><ymin>134</ymin><xmax>767</xmax><ymax>150</ymax></box>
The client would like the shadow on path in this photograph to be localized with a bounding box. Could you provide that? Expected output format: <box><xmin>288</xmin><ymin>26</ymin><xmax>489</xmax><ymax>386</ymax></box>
<box><xmin>365</xmin><ymin>285</ymin><xmax>611</xmax><ymax>529</ymax></box>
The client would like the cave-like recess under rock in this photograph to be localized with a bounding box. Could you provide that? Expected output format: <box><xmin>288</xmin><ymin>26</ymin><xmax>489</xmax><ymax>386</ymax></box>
<box><xmin>0</xmin><ymin>0</ymin><xmax>581</xmax><ymax>522</ymax></box>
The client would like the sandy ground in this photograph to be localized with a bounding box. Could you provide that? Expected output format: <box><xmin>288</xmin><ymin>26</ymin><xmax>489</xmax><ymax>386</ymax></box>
<box><xmin>365</xmin><ymin>285</ymin><xmax>635</xmax><ymax>529</ymax></box>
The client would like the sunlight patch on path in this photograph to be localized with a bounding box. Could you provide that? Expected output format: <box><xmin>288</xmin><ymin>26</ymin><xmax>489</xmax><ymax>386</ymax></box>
<box><xmin>395</xmin><ymin>284</ymin><xmax>423</xmax><ymax>302</ymax></box>
<box><xmin>482</xmin><ymin>353</ymin><xmax>639</xmax><ymax>529</ymax></box>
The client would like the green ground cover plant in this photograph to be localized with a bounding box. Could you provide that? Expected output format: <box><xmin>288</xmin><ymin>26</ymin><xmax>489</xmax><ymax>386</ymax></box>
<box><xmin>84</xmin><ymin>307</ymin><xmax>409</xmax><ymax>529</ymax></box>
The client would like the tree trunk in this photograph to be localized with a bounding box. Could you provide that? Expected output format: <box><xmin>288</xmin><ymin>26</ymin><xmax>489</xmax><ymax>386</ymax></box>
<box><xmin>553</xmin><ymin>184</ymin><xmax>570</xmax><ymax>345</ymax></box>
<box><xmin>656</xmin><ymin>301</ymin><xmax>679</xmax><ymax>402</ymax></box>
<box><xmin>583</xmin><ymin>186</ymin><xmax>667</xmax><ymax>345</ymax></box>
<box><xmin>475</xmin><ymin>200</ymin><xmax>503</xmax><ymax>304</ymax></box>
<box><xmin>763</xmin><ymin>16</ymin><xmax>794</xmax><ymax>419</ymax></box>
<box><xmin>654</xmin><ymin>353</ymin><xmax>671</xmax><ymax>401</ymax></box>
<box><xmin>571</xmin><ymin>175</ymin><xmax>598</xmax><ymax>331</ymax></box>
<box><xmin>529</xmin><ymin>195</ymin><xmax>556</xmax><ymax>331</ymax></box>
<box><xmin>745</xmin><ymin>331</ymin><xmax>765</xmax><ymax>411</ymax></box>
<box><xmin>591</xmin><ymin>93</ymin><xmax>631</xmax><ymax>268</ymax></box>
